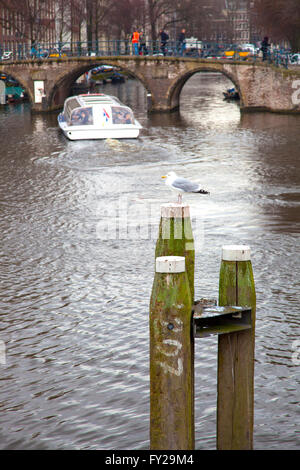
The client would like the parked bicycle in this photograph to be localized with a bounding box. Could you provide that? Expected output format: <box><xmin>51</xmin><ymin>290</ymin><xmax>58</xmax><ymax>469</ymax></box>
<box><xmin>1</xmin><ymin>51</ymin><xmax>13</xmax><ymax>61</ymax></box>
<box><xmin>30</xmin><ymin>46</ymin><xmax>49</xmax><ymax>59</ymax></box>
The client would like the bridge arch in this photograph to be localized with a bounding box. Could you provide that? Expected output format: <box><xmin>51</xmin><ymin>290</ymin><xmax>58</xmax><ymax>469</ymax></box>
<box><xmin>47</xmin><ymin>59</ymin><xmax>152</xmax><ymax>111</ymax></box>
<box><xmin>167</xmin><ymin>65</ymin><xmax>243</xmax><ymax>111</ymax></box>
<box><xmin>0</xmin><ymin>67</ymin><xmax>33</xmax><ymax>104</ymax></box>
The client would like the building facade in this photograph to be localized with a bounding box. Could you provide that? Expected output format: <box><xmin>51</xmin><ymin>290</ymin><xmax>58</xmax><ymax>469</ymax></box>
<box><xmin>225</xmin><ymin>0</ymin><xmax>260</xmax><ymax>44</ymax></box>
<box><xmin>0</xmin><ymin>0</ymin><xmax>56</xmax><ymax>52</ymax></box>
<box><xmin>201</xmin><ymin>0</ymin><xmax>259</xmax><ymax>45</ymax></box>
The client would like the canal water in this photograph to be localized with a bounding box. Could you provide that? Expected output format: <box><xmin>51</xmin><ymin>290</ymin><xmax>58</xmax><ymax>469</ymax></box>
<box><xmin>0</xmin><ymin>73</ymin><xmax>299</xmax><ymax>450</ymax></box>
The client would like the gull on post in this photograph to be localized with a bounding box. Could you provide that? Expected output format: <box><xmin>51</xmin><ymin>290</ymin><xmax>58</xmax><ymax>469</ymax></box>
<box><xmin>161</xmin><ymin>171</ymin><xmax>210</xmax><ymax>203</ymax></box>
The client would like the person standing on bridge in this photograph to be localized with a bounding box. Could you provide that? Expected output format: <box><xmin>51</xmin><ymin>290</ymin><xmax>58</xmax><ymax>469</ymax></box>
<box><xmin>30</xmin><ymin>41</ymin><xmax>37</xmax><ymax>59</ymax></box>
<box><xmin>132</xmin><ymin>29</ymin><xmax>140</xmax><ymax>56</ymax></box>
<box><xmin>177</xmin><ymin>28</ymin><xmax>186</xmax><ymax>56</ymax></box>
<box><xmin>159</xmin><ymin>29</ymin><xmax>169</xmax><ymax>56</ymax></box>
<box><xmin>261</xmin><ymin>36</ymin><xmax>270</xmax><ymax>61</ymax></box>
<box><xmin>139</xmin><ymin>32</ymin><xmax>148</xmax><ymax>55</ymax></box>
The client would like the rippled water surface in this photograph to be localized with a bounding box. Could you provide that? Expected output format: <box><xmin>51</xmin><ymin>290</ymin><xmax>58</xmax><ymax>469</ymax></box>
<box><xmin>0</xmin><ymin>73</ymin><xmax>299</xmax><ymax>450</ymax></box>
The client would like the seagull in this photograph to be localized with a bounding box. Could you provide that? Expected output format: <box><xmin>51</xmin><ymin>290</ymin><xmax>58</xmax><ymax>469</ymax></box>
<box><xmin>161</xmin><ymin>171</ymin><xmax>209</xmax><ymax>203</ymax></box>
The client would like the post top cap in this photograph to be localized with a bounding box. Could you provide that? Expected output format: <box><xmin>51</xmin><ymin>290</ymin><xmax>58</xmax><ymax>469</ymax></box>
<box><xmin>156</xmin><ymin>256</ymin><xmax>186</xmax><ymax>273</ymax></box>
<box><xmin>160</xmin><ymin>203</ymin><xmax>190</xmax><ymax>218</ymax></box>
<box><xmin>222</xmin><ymin>245</ymin><xmax>251</xmax><ymax>261</ymax></box>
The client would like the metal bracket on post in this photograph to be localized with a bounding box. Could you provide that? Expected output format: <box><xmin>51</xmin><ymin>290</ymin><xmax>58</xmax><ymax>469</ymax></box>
<box><xmin>193</xmin><ymin>304</ymin><xmax>252</xmax><ymax>338</ymax></box>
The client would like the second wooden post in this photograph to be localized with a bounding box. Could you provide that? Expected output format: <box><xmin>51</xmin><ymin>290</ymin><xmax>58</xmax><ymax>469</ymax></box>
<box><xmin>155</xmin><ymin>203</ymin><xmax>195</xmax><ymax>303</ymax></box>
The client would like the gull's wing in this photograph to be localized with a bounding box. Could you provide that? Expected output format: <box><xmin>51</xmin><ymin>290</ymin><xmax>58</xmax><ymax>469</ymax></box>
<box><xmin>171</xmin><ymin>176</ymin><xmax>200</xmax><ymax>193</ymax></box>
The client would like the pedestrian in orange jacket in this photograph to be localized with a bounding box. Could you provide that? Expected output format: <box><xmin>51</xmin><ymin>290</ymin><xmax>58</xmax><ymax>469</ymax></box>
<box><xmin>132</xmin><ymin>30</ymin><xmax>140</xmax><ymax>56</ymax></box>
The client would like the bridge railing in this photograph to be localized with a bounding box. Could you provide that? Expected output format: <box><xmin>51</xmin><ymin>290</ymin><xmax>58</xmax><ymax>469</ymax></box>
<box><xmin>0</xmin><ymin>40</ymin><xmax>292</xmax><ymax>69</ymax></box>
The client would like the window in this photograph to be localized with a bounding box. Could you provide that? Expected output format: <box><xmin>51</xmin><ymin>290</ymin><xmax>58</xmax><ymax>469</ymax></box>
<box><xmin>111</xmin><ymin>106</ymin><xmax>134</xmax><ymax>125</ymax></box>
<box><xmin>65</xmin><ymin>98</ymin><xmax>80</xmax><ymax>121</ymax></box>
<box><xmin>71</xmin><ymin>107</ymin><xmax>93</xmax><ymax>126</ymax></box>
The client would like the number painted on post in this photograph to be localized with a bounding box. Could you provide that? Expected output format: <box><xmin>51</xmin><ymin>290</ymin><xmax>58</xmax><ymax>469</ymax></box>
<box><xmin>291</xmin><ymin>340</ymin><xmax>300</xmax><ymax>365</ymax></box>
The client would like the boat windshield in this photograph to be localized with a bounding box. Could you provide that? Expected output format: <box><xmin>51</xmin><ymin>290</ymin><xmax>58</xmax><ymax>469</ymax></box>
<box><xmin>70</xmin><ymin>107</ymin><xmax>93</xmax><ymax>126</ymax></box>
<box><xmin>111</xmin><ymin>106</ymin><xmax>134</xmax><ymax>125</ymax></box>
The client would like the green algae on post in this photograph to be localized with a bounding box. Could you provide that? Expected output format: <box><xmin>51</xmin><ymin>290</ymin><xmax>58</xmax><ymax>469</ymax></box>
<box><xmin>150</xmin><ymin>256</ymin><xmax>194</xmax><ymax>450</ymax></box>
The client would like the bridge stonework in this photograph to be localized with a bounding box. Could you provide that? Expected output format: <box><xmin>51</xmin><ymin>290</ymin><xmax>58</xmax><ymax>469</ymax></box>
<box><xmin>1</xmin><ymin>56</ymin><xmax>300</xmax><ymax>114</ymax></box>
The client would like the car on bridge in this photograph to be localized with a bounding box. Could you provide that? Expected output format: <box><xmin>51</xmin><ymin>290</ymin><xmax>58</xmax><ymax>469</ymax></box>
<box><xmin>1</xmin><ymin>51</ymin><xmax>13</xmax><ymax>61</ymax></box>
<box><xmin>48</xmin><ymin>48</ymin><xmax>67</xmax><ymax>58</ymax></box>
<box><xmin>239</xmin><ymin>43</ymin><xmax>259</xmax><ymax>55</ymax></box>
<box><xmin>222</xmin><ymin>43</ymin><xmax>259</xmax><ymax>61</ymax></box>
<box><xmin>289</xmin><ymin>53</ymin><xmax>300</xmax><ymax>65</ymax></box>
<box><xmin>185</xmin><ymin>37</ymin><xmax>203</xmax><ymax>56</ymax></box>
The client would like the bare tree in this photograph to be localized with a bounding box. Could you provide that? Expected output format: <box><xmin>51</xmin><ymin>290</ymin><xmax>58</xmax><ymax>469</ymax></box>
<box><xmin>181</xmin><ymin>0</ymin><xmax>228</xmax><ymax>41</ymax></box>
<box><xmin>106</xmin><ymin>0</ymin><xmax>146</xmax><ymax>40</ymax></box>
<box><xmin>94</xmin><ymin>0</ymin><xmax>113</xmax><ymax>41</ymax></box>
<box><xmin>253</xmin><ymin>0</ymin><xmax>300</xmax><ymax>51</ymax></box>
<box><xmin>85</xmin><ymin>0</ymin><xmax>114</xmax><ymax>44</ymax></box>
<box><xmin>55</xmin><ymin>0</ymin><xmax>86</xmax><ymax>44</ymax></box>
<box><xmin>146</xmin><ymin>0</ymin><xmax>187</xmax><ymax>41</ymax></box>
<box><xmin>143</xmin><ymin>0</ymin><xmax>231</xmax><ymax>43</ymax></box>
<box><xmin>70</xmin><ymin>0</ymin><xmax>86</xmax><ymax>43</ymax></box>
<box><xmin>0</xmin><ymin>0</ymin><xmax>55</xmax><ymax>44</ymax></box>
<box><xmin>56</xmin><ymin>0</ymin><xmax>72</xmax><ymax>43</ymax></box>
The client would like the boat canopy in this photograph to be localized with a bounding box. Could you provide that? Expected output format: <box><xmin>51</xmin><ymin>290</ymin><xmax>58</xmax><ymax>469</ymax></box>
<box><xmin>63</xmin><ymin>94</ymin><xmax>135</xmax><ymax>127</ymax></box>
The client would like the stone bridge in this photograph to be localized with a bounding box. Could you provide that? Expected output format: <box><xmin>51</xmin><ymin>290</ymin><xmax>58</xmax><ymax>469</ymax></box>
<box><xmin>1</xmin><ymin>56</ymin><xmax>300</xmax><ymax>113</ymax></box>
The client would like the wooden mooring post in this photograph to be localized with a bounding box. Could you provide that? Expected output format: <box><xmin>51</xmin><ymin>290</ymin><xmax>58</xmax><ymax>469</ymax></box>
<box><xmin>149</xmin><ymin>203</ymin><xmax>256</xmax><ymax>450</ymax></box>
<box><xmin>150</xmin><ymin>256</ymin><xmax>194</xmax><ymax>450</ymax></box>
<box><xmin>217</xmin><ymin>245</ymin><xmax>256</xmax><ymax>450</ymax></box>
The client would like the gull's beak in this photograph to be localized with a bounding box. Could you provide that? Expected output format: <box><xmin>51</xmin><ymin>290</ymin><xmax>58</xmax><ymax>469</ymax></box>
<box><xmin>161</xmin><ymin>175</ymin><xmax>166</xmax><ymax>179</ymax></box>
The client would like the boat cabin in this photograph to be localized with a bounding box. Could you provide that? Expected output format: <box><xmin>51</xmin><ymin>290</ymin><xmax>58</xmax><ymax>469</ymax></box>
<box><xmin>63</xmin><ymin>94</ymin><xmax>135</xmax><ymax>127</ymax></box>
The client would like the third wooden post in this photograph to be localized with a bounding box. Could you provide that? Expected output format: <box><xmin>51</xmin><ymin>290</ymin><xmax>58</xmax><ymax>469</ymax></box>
<box><xmin>217</xmin><ymin>245</ymin><xmax>256</xmax><ymax>450</ymax></box>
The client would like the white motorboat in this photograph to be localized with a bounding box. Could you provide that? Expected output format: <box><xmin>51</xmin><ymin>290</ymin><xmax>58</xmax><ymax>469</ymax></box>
<box><xmin>58</xmin><ymin>93</ymin><xmax>142</xmax><ymax>140</ymax></box>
